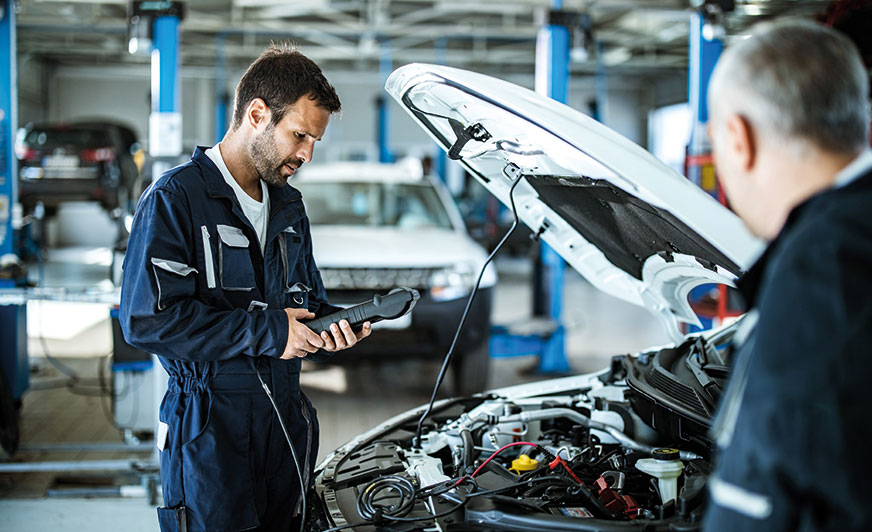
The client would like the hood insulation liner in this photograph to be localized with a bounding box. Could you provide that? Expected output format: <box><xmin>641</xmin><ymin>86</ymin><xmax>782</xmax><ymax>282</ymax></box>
<box><xmin>526</xmin><ymin>174</ymin><xmax>741</xmax><ymax>280</ymax></box>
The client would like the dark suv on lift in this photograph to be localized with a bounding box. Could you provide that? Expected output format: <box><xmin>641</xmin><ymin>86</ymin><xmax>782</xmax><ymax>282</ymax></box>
<box><xmin>15</xmin><ymin>121</ymin><xmax>142</xmax><ymax>215</ymax></box>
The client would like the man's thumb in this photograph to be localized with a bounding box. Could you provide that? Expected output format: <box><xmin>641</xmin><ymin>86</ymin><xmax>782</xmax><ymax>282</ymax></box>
<box><xmin>285</xmin><ymin>308</ymin><xmax>315</xmax><ymax>320</ymax></box>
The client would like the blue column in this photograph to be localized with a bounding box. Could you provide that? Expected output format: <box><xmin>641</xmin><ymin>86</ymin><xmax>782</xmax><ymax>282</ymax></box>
<box><xmin>153</xmin><ymin>16</ymin><xmax>180</xmax><ymax>114</ymax></box>
<box><xmin>214</xmin><ymin>33</ymin><xmax>228</xmax><ymax>144</ymax></box>
<box><xmin>149</xmin><ymin>14</ymin><xmax>182</xmax><ymax>173</ymax></box>
<box><xmin>377</xmin><ymin>40</ymin><xmax>393</xmax><ymax>164</ymax></box>
<box><xmin>534</xmin><ymin>0</ymin><xmax>570</xmax><ymax>374</ymax></box>
<box><xmin>0</xmin><ymin>0</ymin><xmax>17</xmax><ymax>258</ymax></box>
<box><xmin>686</xmin><ymin>11</ymin><xmax>724</xmax><ymax>332</ymax></box>
<box><xmin>433</xmin><ymin>37</ymin><xmax>448</xmax><ymax>182</ymax></box>
<box><xmin>0</xmin><ymin>0</ymin><xmax>28</xmax><ymax>403</ymax></box>
<box><xmin>594</xmin><ymin>39</ymin><xmax>608</xmax><ymax>124</ymax></box>
<box><xmin>687</xmin><ymin>11</ymin><xmax>722</xmax><ymax>193</ymax></box>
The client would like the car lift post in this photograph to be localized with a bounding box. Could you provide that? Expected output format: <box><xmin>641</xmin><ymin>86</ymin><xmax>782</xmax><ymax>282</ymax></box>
<box><xmin>0</xmin><ymin>0</ymin><xmax>30</xmax><ymax>420</ymax></box>
<box><xmin>147</xmin><ymin>3</ymin><xmax>183</xmax><ymax>177</ymax></box>
<box><xmin>377</xmin><ymin>39</ymin><xmax>393</xmax><ymax>164</ymax></box>
<box><xmin>433</xmin><ymin>37</ymin><xmax>448</xmax><ymax>183</ymax></box>
<box><xmin>214</xmin><ymin>32</ymin><xmax>228</xmax><ymax>144</ymax></box>
<box><xmin>534</xmin><ymin>0</ymin><xmax>569</xmax><ymax>374</ymax></box>
<box><xmin>686</xmin><ymin>8</ymin><xmax>727</xmax><ymax>332</ymax></box>
<box><xmin>687</xmin><ymin>9</ymin><xmax>722</xmax><ymax>196</ymax></box>
<box><xmin>146</xmin><ymin>6</ymin><xmax>181</xmax><ymax>467</ymax></box>
<box><xmin>489</xmin><ymin>0</ymin><xmax>571</xmax><ymax>374</ymax></box>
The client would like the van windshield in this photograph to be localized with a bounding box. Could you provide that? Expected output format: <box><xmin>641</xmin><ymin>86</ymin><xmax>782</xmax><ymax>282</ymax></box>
<box><xmin>295</xmin><ymin>181</ymin><xmax>454</xmax><ymax>230</ymax></box>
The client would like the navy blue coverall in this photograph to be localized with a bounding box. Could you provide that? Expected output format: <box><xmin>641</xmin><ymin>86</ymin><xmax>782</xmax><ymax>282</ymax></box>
<box><xmin>120</xmin><ymin>147</ymin><xmax>338</xmax><ymax>532</ymax></box>
<box><xmin>704</xmin><ymin>164</ymin><xmax>872</xmax><ymax>531</ymax></box>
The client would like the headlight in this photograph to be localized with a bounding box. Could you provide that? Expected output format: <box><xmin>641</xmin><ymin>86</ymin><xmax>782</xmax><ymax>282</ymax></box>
<box><xmin>429</xmin><ymin>263</ymin><xmax>475</xmax><ymax>302</ymax></box>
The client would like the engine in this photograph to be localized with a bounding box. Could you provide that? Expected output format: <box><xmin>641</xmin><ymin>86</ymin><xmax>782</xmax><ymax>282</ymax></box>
<box><xmin>312</xmin><ymin>361</ymin><xmax>715</xmax><ymax>532</ymax></box>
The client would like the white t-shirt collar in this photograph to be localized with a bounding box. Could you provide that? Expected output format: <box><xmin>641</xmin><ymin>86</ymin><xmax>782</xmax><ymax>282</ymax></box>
<box><xmin>204</xmin><ymin>144</ymin><xmax>270</xmax><ymax>253</ymax></box>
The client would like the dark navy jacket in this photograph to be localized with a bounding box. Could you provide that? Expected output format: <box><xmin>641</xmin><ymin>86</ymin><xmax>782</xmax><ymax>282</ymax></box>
<box><xmin>705</xmin><ymin>167</ymin><xmax>872</xmax><ymax>531</ymax></box>
<box><xmin>120</xmin><ymin>147</ymin><xmax>338</xmax><ymax>531</ymax></box>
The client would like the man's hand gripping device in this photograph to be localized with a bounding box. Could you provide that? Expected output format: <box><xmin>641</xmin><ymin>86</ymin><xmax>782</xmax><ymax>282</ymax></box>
<box><xmin>305</xmin><ymin>287</ymin><xmax>420</xmax><ymax>333</ymax></box>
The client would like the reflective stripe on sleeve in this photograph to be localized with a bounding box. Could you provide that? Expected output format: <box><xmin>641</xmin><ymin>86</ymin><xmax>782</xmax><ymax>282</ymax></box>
<box><xmin>709</xmin><ymin>476</ymin><xmax>773</xmax><ymax>520</ymax></box>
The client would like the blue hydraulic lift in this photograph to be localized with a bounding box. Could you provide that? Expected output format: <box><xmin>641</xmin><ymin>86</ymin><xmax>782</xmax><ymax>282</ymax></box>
<box><xmin>113</xmin><ymin>1</ymin><xmax>183</xmax><ymax>460</ymax></box>
<box><xmin>489</xmin><ymin>0</ymin><xmax>570</xmax><ymax>374</ymax></box>
<box><xmin>148</xmin><ymin>9</ymin><xmax>183</xmax><ymax>170</ymax></box>
<box><xmin>115</xmin><ymin>6</ymin><xmax>182</xmax><ymax>380</ymax></box>
<box><xmin>143</xmin><ymin>0</ymin><xmax>182</xmax><ymax>408</ymax></box>
<box><xmin>0</xmin><ymin>0</ymin><xmax>30</xmax><ymax>423</ymax></box>
<box><xmin>686</xmin><ymin>9</ymin><xmax>729</xmax><ymax>332</ymax></box>
<box><xmin>377</xmin><ymin>39</ymin><xmax>394</xmax><ymax>164</ymax></box>
<box><xmin>687</xmin><ymin>10</ymin><xmax>723</xmax><ymax>196</ymax></box>
<box><xmin>535</xmin><ymin>1</ymin><xmax>570</xmax><ymax>374</ymax></box>
<box><xmin>433</xmin><ymin>37</ymin><xmax>448</xmax><ymax>183</ymax></box>
<box><xmin>214</xmin><ymin>33</ymin><xmax>229</xmax><ymax>144</ymax></box>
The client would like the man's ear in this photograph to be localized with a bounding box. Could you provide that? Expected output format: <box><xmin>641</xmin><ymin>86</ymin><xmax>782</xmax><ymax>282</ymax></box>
<box><xmin>245</xmin><ymin>98</ymin><xmax>271</xmax><ymax>130</ymax></box>
<box><xmin>725</xmin><ymin>114</ymin><xmax>756</xmax><ymax>172</ymax></box>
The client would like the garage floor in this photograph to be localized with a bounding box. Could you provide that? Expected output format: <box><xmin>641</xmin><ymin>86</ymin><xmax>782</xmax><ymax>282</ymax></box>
<box><xmin>0</xmin><ymin>245</ymin><xmax>671</xmax><ymax>531</ymax></box>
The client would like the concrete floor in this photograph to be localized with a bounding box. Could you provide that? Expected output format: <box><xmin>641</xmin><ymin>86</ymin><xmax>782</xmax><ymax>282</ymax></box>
<box><xmin>0</xmin><ymin>243</ymin><xmax>671</xmax><ymax>531</ymax></box>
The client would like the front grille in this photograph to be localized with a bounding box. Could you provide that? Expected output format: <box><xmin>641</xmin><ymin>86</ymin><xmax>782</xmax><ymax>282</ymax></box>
<box><xmin>319</xmin><ymin>267</ymin><xmax>438</xmax><ymax>291</ymax></box>
<box><xmin>647</xmin><ymin>366</ymin><xmax>709</xmax><ymax>417</ymax></box>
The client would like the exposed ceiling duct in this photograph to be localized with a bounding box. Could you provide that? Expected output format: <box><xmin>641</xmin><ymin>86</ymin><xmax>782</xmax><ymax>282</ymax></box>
<box><xmin>15</xmin><ymin>0</ymin><xmax>833</xmax><ymax>77</ymax></box>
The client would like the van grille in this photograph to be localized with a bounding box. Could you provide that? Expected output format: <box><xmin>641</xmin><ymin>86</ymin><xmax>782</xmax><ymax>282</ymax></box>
<box><xmin>319</xmin><ymin>267</ymin><xmax>438</xmax><ymax>290</ymax></box>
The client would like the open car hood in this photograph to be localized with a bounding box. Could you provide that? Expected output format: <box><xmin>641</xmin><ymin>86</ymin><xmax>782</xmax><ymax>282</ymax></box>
<box><xmin>386</xmin><ymin>63</ymin><xmax>764</xmax><ymax>341</ymax></box>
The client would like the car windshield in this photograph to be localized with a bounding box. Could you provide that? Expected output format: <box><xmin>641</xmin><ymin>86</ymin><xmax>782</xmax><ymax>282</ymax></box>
<box><xmin>296</xmin><ymin>181</ymin><xmax>454</xmax><ymax>230</ymax></box>
<box><xmin>25</xmin><ymin>128</ymin><xmax>112</xmax><ymax>149</ymax></box>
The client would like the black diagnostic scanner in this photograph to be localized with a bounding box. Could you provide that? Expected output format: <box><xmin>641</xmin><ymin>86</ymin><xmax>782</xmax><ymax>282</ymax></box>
<box><xmin>305</xmin><ymin>287</ymin><xmax>420</xmax><ymax>333</ymax></box>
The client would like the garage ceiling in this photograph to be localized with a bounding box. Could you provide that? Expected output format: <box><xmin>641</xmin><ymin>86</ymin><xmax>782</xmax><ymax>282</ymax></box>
<box><xmin>16</xmin><ymin>0</ymin><xmax>833</xmax><ymax>76</ymax></box>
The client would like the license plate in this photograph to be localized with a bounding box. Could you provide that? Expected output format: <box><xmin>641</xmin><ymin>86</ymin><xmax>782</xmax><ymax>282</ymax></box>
<box><xmin>43</xmin><ymin>154</ymin><xmax>80</xmax><ymax>168</ymax></box>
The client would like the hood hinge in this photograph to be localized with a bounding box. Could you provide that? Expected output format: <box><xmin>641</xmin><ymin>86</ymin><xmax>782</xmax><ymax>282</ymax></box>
<box><xmin>448</xmin><ymin>119</ymin><xmax>491</xmax><ymax>160</ymax></box>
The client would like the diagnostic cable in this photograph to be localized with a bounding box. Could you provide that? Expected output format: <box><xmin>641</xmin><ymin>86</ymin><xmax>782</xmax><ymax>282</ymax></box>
<box><xmin>412</xmin><ymin>172</ymin><xmax>525</xmax><ymax>447</ymax></box>
<box><xmin>251</xmin><ymin>358</ymin><xmax>308</xmax><ymax>532</ymax></box>
<box><xmin>253</xmin><ymin>288</ymin><xmax>419</xmax><ymax>532</ymax></box>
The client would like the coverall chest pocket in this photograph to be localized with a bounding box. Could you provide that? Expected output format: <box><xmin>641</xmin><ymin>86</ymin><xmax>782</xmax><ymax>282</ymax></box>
<box><xmin>279</xmin><ymin>226</ymin><xmax>304</xmax><ymax>290</ymax></box>
<box><xmin>216</xmin><ymin>224</ymin><xmax>256</xmax><ymax>292</ymax></box>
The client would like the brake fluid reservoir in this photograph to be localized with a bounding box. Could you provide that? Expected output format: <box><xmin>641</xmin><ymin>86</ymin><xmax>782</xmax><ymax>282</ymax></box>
<box><xmin>635</xmin><ymin>448</ymin><xmax>685</xmax><ymax>505</ymax></box>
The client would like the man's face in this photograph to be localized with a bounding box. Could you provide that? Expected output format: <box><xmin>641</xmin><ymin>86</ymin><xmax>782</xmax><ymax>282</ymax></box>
<box><xmin>250</xmin><ymin>95</ymin><xmax>331</xmax><ymax>187</ymax></box>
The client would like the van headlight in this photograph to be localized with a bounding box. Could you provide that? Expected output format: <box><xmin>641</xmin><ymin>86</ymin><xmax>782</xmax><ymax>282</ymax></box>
<box><xmin>429</xmin><ymin>263</ymin><xmax>475</xmax><ymax>302</ymax></box>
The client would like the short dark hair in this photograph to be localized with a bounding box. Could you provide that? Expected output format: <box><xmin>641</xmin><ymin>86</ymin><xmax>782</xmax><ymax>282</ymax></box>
<box><xmin>231</xmin><ymin>44</ymin><xmax>341</xmax><ymax>130</ymax></box>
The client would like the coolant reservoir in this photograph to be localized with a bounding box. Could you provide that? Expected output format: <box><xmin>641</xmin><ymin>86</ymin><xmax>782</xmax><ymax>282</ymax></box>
<box><xmin>635</xmin><ymin>448</ymin><xmax>684</xmax><ymax>505</ymax></box>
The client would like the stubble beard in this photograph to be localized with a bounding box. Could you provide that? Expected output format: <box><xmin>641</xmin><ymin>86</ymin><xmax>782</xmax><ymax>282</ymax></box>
<box><xmin>249</xmin><ymin>122</ymin><xmax>301</xmax><ymax>188</ymax></box>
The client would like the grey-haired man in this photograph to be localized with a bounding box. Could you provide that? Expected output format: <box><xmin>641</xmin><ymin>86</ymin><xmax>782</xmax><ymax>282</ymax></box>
<box><xmin>704</xmin><ymin>20</ymin><xmax>872</xmax><ymax>531</ymax></box>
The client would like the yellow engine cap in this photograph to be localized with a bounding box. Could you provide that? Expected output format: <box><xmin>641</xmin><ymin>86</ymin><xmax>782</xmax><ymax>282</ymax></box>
<box><xmin>510</xmin><ymin>454</ymin><xmax>539</xmax><ymax>473</ymax></box>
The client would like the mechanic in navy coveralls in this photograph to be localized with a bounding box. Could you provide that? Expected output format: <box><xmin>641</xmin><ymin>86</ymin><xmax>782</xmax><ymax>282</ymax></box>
<box><xmin>120</xmin><ymin>46</ymin><xmax>371</xmax><ymax>531</ymax></box>
<box><xmin>703</xmin><ymin>21</ymin><xmax>872</xmax><ymax>530</ymax></box>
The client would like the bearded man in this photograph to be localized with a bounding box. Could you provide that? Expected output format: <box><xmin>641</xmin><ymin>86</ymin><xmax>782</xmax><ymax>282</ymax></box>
<box><xmin>121</xmin><ymin>45</ymin><xmax>370</xmax><ymax>532</ymax></box>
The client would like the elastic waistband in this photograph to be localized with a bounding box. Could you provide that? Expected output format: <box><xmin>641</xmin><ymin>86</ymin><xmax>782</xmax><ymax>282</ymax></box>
<box><xmin>167</xmin><ymin>371</ymin><xmax>300</xmax><ymax>394</ymax></box>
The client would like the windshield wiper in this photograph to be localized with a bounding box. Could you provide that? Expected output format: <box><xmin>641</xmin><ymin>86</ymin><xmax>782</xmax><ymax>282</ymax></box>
<box><xmin>685</xmin><ymin>339</ymin><xmax>722</xmax><ymax>404</ymax></box>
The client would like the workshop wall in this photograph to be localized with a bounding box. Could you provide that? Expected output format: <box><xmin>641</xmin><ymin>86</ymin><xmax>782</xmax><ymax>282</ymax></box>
<box><xmin>21</xmin><ymin>61</ymin><xmax>657</xmax><ymax>165</ymax></box>
<box><xmin>17</xmin><ymin>55</ymin><xmax>49</xmax><ymax>126</ymax></box>
<box><xmin>45</xmin><ymin>65</ymin><xmax>212</xmax><ymax>154</ymax></box>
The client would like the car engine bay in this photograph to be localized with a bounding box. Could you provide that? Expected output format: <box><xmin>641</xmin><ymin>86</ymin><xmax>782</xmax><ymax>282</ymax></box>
<box><xmin>312</xmin><ymin>325</ymin><xmax>735</xmax><ymax>531</ymax></box>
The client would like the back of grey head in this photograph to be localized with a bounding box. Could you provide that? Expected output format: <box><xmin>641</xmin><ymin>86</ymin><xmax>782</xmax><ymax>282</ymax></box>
<box><xmin>709</xmin><ymin>20</ymin><xmax>870</xmax><ymax>154</ymax></box>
